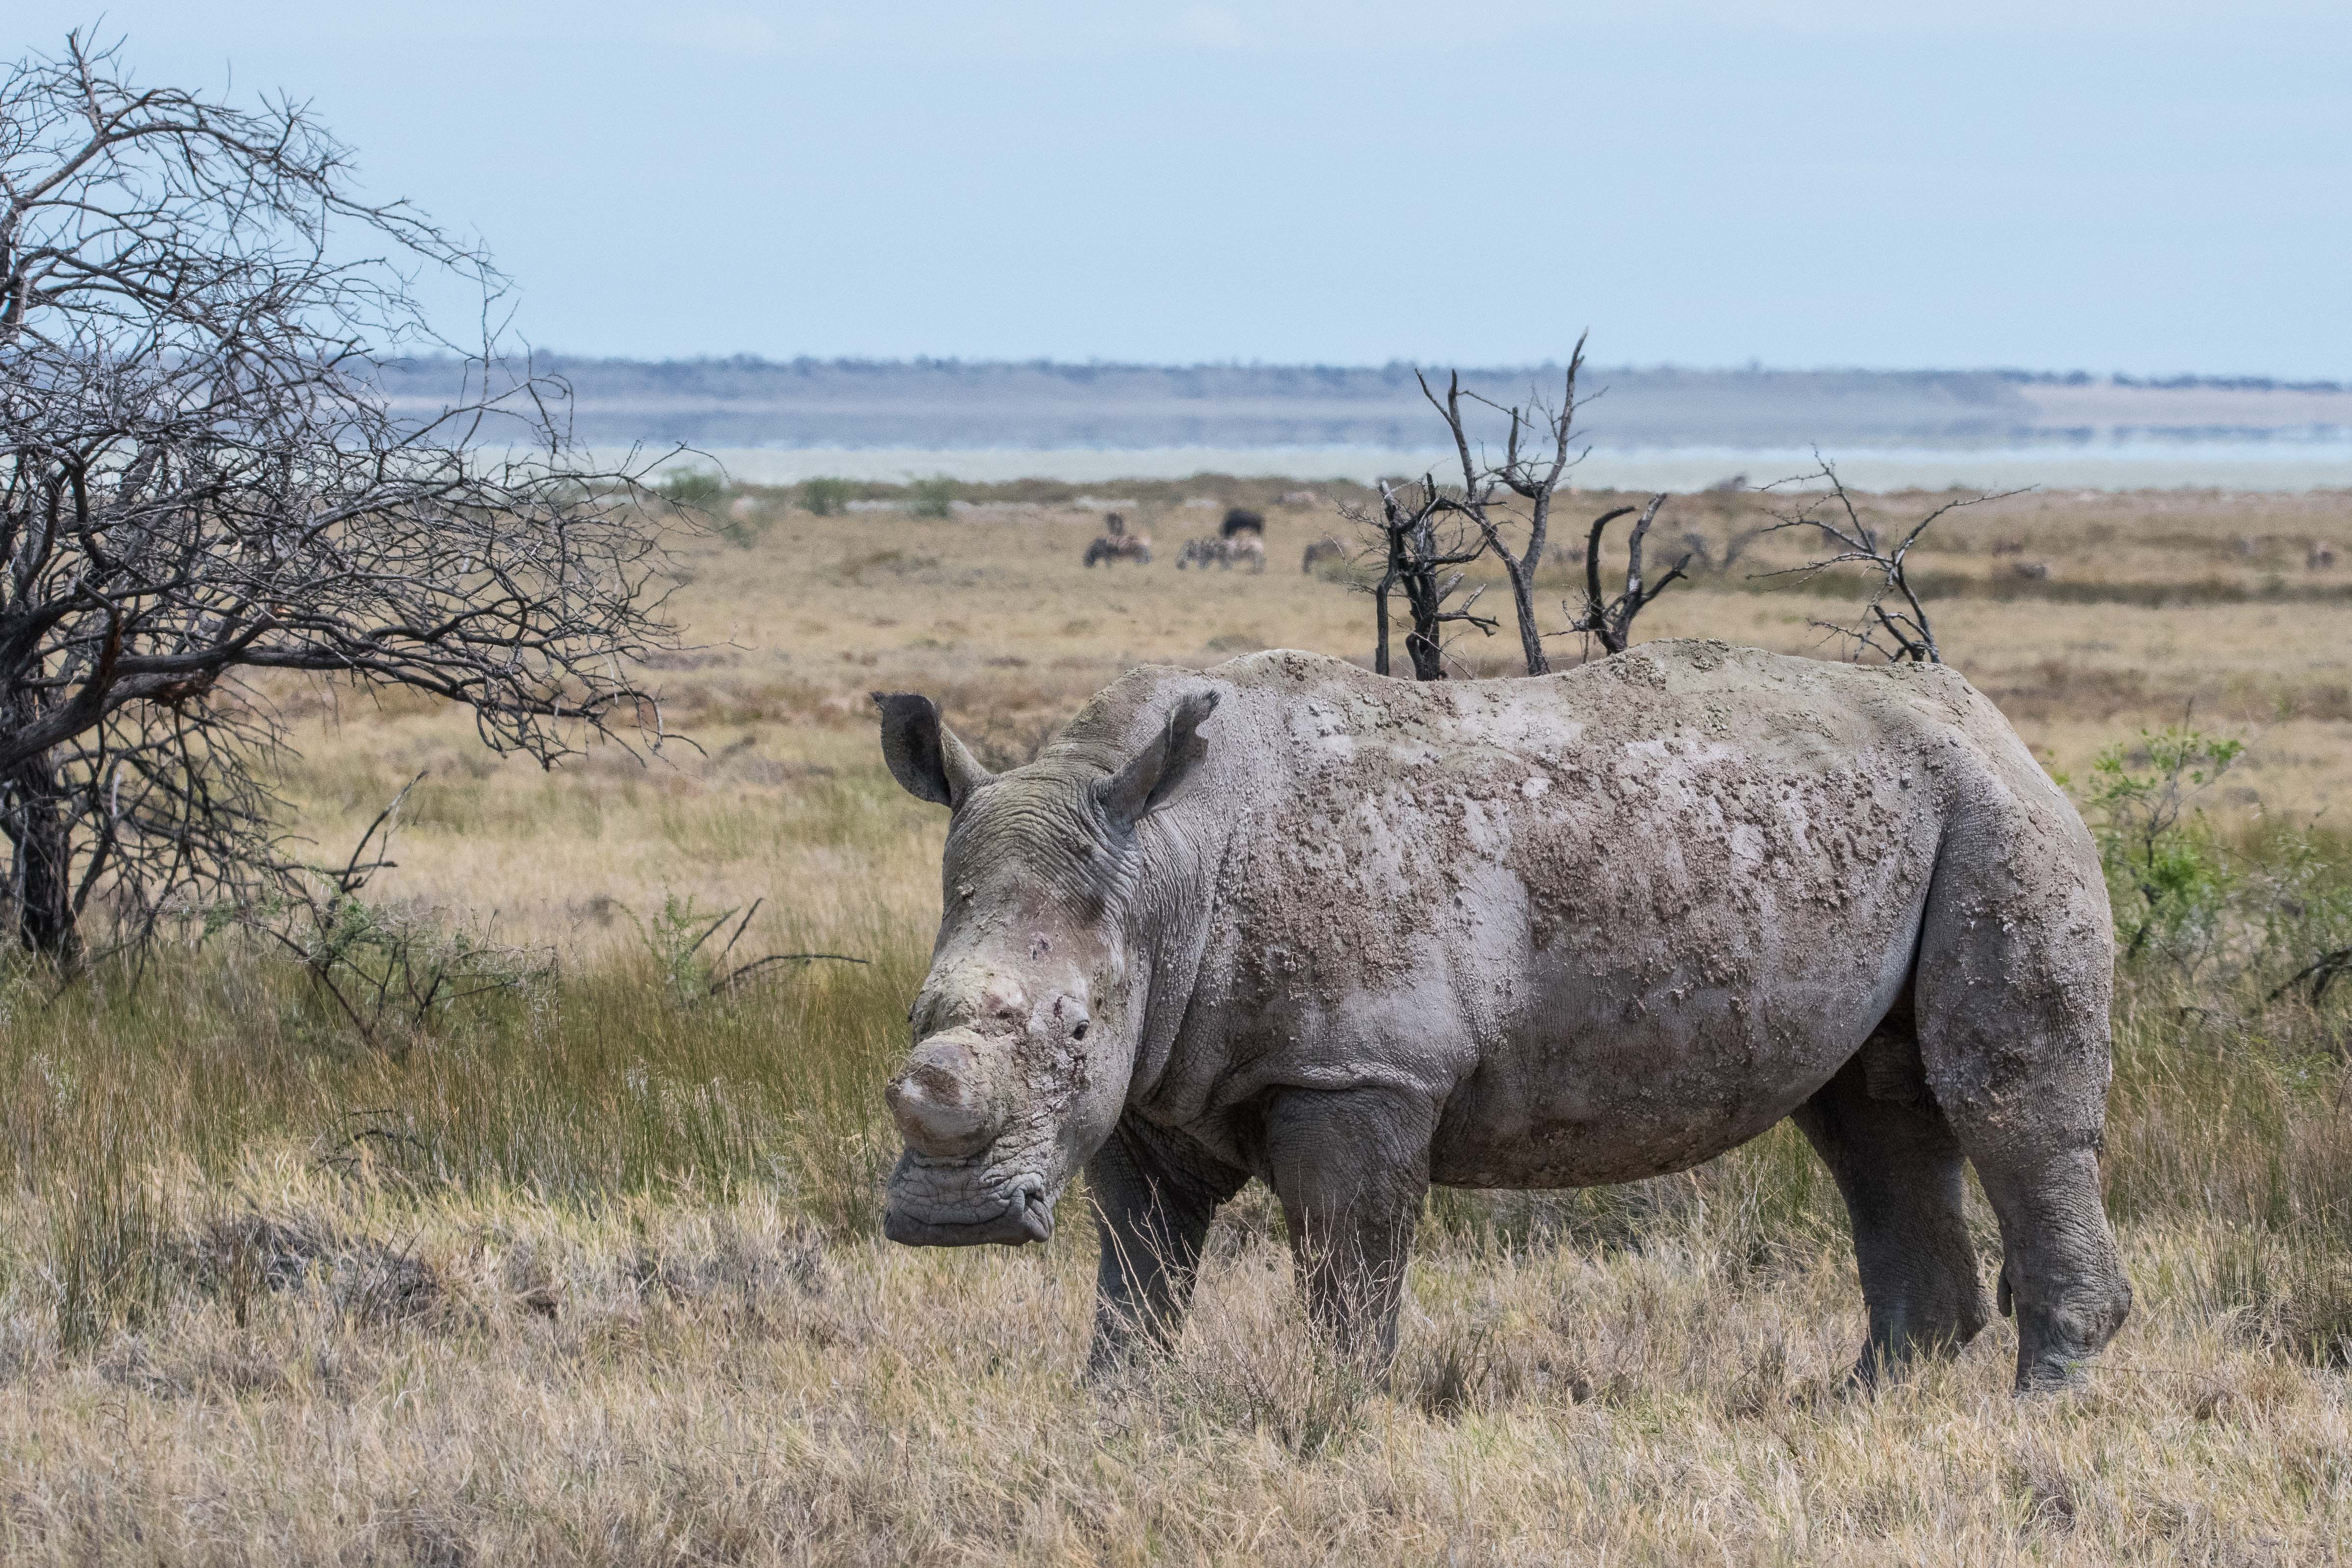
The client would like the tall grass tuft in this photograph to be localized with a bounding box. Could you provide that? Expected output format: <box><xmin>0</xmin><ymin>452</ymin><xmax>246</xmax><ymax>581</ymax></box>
<box><xmin>44</xmin><ymin>1139</ymin><xmax>171</xmax><ymax>1355</ymax></box>
<box><xmin>2</xmin><ymin>917</ymin><xmax>925</xmax><ymax>1249</ymax></box>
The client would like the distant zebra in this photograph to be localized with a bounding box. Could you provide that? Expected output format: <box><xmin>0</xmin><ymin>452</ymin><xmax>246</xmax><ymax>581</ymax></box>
<box><xmin>1083</xmin><ymin>511</ymin><xmax>1151</xmax><ymax>566</ymax></box>
<box><xmin>1301</xmin><ymin>534</ymin><xmax>1347</xmax><ymax>574</ymax></box>
<box><xmin>1177</xmin><ymin>534</ymin><xmax>1266</xmax><ymax>573</ymax></box>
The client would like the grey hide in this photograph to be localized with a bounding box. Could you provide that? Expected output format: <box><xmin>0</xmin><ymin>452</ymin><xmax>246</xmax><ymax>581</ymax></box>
<box><xmin>873</xmin><ymin>642</ymin><xmax>2131</xmax><ymax>1392</ymax></box>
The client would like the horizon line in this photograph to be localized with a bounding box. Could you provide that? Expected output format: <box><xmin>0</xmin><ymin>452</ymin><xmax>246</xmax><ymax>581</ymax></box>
<box><xmin>376</xmin><ymin>353</ymin><xmax>2351</xmax><ymax>395</ymax></box>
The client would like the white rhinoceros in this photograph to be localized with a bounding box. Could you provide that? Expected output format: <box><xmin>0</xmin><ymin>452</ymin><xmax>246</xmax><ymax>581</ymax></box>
<box><xmin>874</xmin><ymin>642</ymin><xmax>2130</xmax><ymax>1391</ymax></box>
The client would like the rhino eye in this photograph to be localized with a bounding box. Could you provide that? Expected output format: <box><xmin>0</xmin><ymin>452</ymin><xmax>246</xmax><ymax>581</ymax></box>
<box><xmin>1072</xmin><ymin>1021</ymin><xmax>1090</xmax><ymax>1041</ymax></box>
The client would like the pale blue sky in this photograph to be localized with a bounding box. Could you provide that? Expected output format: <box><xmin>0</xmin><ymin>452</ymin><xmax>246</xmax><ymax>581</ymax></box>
<box><xmin>19</xmin><ymin>3</ymin><xmax>2351</xmax><ymax>374</ymax></box>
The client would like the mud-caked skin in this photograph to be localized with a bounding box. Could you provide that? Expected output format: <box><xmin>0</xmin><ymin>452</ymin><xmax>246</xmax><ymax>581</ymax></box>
<box><xmin>874</xmin><ymin>642</ymin><xmax>2132</xmax><ymax>1393</ymax></box>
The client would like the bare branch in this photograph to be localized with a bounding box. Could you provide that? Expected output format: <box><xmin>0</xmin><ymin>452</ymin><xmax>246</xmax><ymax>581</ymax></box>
<box><xmin>1752</xmin><ymin>454</ymin><xmax>2029</xmax><ymax>665</ymax></box>
<box><xmin>1336</xmin><ymin>477</ymin><xmax>1494</xmax><ymax>680</ymax></box>
<box><xmin>1564</xmin><ymin>494</ymin><xmax>1692</xmax><ymax>656</ymax></box>
<box><xmin>1399</xmin><ymin>336</ymin><xmax>1598</xmax><ymax>676</ymax></box>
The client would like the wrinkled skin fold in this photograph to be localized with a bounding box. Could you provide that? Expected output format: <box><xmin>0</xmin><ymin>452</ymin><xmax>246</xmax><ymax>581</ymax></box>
<box><xmin>874</xmin><ymin>643</ymin><xmax>2131</xmax><ymax>1393</ymax></box>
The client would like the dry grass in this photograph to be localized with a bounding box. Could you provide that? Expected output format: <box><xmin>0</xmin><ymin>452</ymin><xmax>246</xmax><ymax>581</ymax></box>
<box><xmin>4</xmin><ymin>485</ymin><xmax>2352</xmax><ymax>1563</ymax></box>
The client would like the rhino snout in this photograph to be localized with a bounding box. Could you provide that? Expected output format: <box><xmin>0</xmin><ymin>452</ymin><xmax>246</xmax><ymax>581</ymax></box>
<box><xmin>885</xmin><ymin>1031</ymin><xmax>1004</xmax><ymax>1158</ymax></box>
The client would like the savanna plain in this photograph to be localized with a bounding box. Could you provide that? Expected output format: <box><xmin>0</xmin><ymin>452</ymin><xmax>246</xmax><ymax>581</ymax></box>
<box><xmin>6</xmin><ymin>479</ymin><xmax>2352</xmax><ymax>1565</ymax></box>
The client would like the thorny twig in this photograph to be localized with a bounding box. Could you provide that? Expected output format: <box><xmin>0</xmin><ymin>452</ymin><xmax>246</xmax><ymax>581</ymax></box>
<box><xmin>1753</xmin><ymin>454</ymin><xmax>2028</xmax><ymax>664</ymax></box>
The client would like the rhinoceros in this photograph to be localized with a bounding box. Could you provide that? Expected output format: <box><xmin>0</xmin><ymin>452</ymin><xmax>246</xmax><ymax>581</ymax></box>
<box><xmin>873</xmin><ymin>642</ymin><xmax>2130</xmax><ymax>1391</ymax></box>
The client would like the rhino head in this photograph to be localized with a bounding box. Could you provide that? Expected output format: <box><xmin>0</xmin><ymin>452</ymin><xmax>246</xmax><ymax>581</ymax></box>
<box><xmin>872</xmin><ymin>687</ymin><xmax>1218</xmax><ymax>1247</ymax></box>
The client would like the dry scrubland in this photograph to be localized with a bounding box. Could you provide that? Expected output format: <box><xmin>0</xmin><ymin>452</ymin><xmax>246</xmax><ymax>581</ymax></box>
<box><xmin>6</xmin><ymin>481</ymin><xmax>2352</xmax><ymax>1564</ymax></box>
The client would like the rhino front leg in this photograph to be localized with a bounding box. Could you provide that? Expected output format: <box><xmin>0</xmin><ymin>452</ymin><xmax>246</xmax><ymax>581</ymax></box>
<box><xmin>1262</xmin><ymin>1085</ymin><xmax>1436</xmax><ymax>1376</ymax></box>
<box><xmin>1085</xmin><ymin>1116</ymin><xmax>1248</xmax><ymax>1375</ymax></box>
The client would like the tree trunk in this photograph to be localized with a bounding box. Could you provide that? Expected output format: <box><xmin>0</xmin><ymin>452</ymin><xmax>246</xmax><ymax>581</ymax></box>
<box><xmin>1402</xmin><ymin>571</ymin><xmax>1448</xmax><ymax>681</ymax></box>
<box><xmin>3</xmin><ymin>752</ymin><xmax>81</xmax><ymax>961</ymax></box>
<box><xmin>1504</xmin><ymin>560</ymin><xmax>1549</xmax><ymax>676</ymax></box>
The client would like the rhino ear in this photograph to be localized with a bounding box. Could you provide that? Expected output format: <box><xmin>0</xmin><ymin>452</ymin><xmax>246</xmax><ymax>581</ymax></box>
<box><xmin>1099</xmin><ymin>689</ymin><xmax>1219</xmax><ymax>832</ymax></box>
<box><xmin>874</xmin><ymin>692</ymin><xmax>993</xmax><ymax>807</ymax></box>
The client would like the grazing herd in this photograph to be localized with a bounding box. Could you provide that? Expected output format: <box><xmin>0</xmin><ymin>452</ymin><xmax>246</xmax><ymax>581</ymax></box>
<box><xmin>1086</xmin><ymin>507</ymin><xmax>1300</xmax><ymax>576</ymax></box>
<box><xmin>1085</xmin><ymin>511</ymin><xmax>2343</xmax><ymax>585</ymax></box>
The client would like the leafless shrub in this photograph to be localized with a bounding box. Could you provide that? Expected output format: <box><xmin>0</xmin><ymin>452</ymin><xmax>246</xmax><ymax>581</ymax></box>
<box><xmin>1756</xmin><ymin>458</ymin><xmax>2024</xmax><ymax>664</ymax></box>
<box><xmin>1415</xmin><ymin>335</ymin><xmax>1596</xmax><ymax>675</ymax></box>
<box><xmin>1382</xmin><ymin>337</ymin><xmax>1706</xmax><ymax>670</ymax></box>
<box><xmin>1337</xmin><ymin>477</ymin><xmax>1495</xmax><ymax>680</ymax></box>
<box><xmin>0</xmin><ymin>34</ymin><xmax>680</xmax><ymax>962</ymax></box>
<box><xmin>1566</xmin><ymin>494</ymin><xmax>1692</xmax><ymax>656</ymax></box>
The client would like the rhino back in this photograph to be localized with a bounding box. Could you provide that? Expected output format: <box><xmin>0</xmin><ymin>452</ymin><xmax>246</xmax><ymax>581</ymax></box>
<box><xmin>1109</xmin><ymin>642</ymin><xmax>2080</xmax><ymax>1188</ymax></box>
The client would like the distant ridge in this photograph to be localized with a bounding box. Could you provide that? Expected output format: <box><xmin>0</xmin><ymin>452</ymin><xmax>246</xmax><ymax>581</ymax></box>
<box><xmin>372</xmin><ymin>357</ymin><xmax>2352</xmax><ymax>451</ymax></box>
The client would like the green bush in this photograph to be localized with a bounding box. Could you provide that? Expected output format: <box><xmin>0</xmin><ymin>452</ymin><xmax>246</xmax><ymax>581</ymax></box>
<box><xmin>2080</xmin><ymin>724</ymin><xmax>2243</xmax><ymax>968</ymax></box>
<box><xmin>657</xmin><ymin>468</ymin><xmax>727</xmax><ymax>510</ymax></box>
<box><xmin>907</xmin><ymin>475</ymin><xmax>958</xmax><ymax>519</ymax></box>
<box><xmin>800</xmin><ymin>476</ymin><xmax>854</xmax><ymax>516</ymax></box>
<box><xmin>2068</xmin><ymin>724</ymin><xmax>2352</xmax><ymax>1019</ymax></box>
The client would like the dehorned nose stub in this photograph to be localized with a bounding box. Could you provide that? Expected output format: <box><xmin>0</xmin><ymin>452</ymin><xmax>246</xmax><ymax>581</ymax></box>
<box><xmin>885</xmin><ymin>1033</ymin><xmax>1000</xmax><ymax>1158</ymax></box>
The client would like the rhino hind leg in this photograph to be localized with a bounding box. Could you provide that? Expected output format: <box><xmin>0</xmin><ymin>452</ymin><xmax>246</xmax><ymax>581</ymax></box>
<box><xmin>1792</xmin><ymin>1040</ymin><xmax>1989</xmax><ymax>1385</ymax></box>
<box><xmin>1085</xmin><ymin>1116</ymin><xmax>1249</xmax><ymax>1376</ymax></box>
<box><xmin>1261</xmin><ymin>1085</ymin><xmax>1437</xmax><ymax>1377</ymax></box>
<box><xmin>1913</xmin><ymin>823</ymin><xmax>2134</xmax><ymax>1394</ymax></box>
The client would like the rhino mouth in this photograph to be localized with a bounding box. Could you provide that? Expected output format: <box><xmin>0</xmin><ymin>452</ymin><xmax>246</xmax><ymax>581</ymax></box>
<box><xmin>883</xmin><ymin>1158</ymin><xmax>1055</xmax><ymax>1248</ymax></box>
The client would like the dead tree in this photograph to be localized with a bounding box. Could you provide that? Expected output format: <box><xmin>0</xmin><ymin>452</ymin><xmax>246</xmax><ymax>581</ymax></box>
<box><xmin>1339</xmin><ymin>478</ymin><xmax>1494</xmax><ymax>680</ymax></box>
<box><xmin>1416</xmin><ymin>334</ymin><xmax>1594</xmax><ymax>676</ymax></box>
<box><xmin>1570</xmin><ymin>494</ymin><xmax>1691</xmax><ymax>656</ymax></box>
<box><xmin>0</xmin><ymin>35</ymin><xmax>678</xmax><ymax>962</ymax></box>
<box><xmin>1756</xmin><ymin>458</ymin><xmax>2023</xmax><ymax>664</ymax></box>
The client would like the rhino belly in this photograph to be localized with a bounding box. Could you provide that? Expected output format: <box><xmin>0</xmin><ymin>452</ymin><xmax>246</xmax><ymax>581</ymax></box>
<box><xmin>1428</xmin><ymin>951</ymin><xmax>1908</xmax><ymax>1190</ymax></box>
